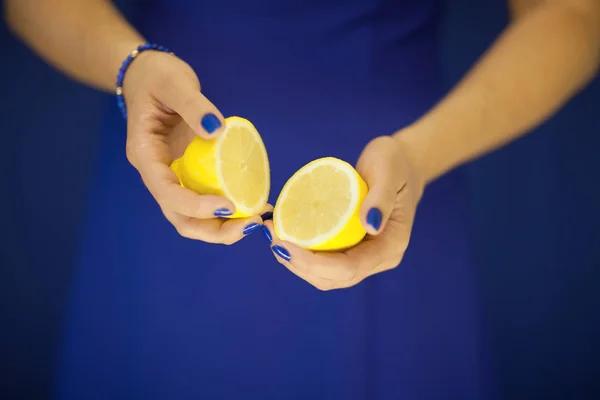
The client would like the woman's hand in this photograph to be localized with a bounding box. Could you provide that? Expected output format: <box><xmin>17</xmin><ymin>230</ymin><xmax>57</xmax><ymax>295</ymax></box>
<box><xmin>123</xmin><ymin>51</ymin><xmax>268</xmax><ymax>244</ymax></box>
<box><xmin>263</xmin><ymin>135</ymin><xmax>425</xmax><ymax>290</ymax></box>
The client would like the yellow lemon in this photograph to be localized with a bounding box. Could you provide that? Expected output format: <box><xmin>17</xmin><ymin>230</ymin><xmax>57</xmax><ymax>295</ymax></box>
<box><xmin>273</xmin><ymin>157</ymin><xmax>368</xmax><ymax>251</ymax></box>
<box><xmin>170</xmin><ymin>116</ymin><xmax>270</xmax><ymax>218</ymax></box>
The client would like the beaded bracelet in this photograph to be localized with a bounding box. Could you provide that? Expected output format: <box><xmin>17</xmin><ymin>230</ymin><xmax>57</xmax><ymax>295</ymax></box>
<box><xmin>116</xmin><ymin>43</ymin><xmax>173</xmax><ymax>119</ymax></box>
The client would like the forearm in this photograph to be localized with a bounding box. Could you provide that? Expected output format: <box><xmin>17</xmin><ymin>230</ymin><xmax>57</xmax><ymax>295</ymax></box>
<box><xmin>4</xmin><ymin>0</ymin><xmax>145</xmax><ymax>92</ymax></box>
<box><xmin>397</xmin><ymin>0</ymin><xmax>600</xmax><ymax>184</ymax></box>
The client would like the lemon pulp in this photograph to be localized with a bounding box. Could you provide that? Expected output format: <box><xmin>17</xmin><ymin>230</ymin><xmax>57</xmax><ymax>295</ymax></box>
<box><xmin>171</xmin><ymin>116</ymin><xmax>270</xmax><ymax>218</ymax></box>
<box><xmin>274</xmin><ymin>157</ymin><xmax>367</xmax><ymax>251</ymax></box>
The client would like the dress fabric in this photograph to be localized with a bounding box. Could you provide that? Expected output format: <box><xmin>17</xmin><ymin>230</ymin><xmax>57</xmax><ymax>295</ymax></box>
<box><xmin>57</xmin><ymin>1</ymin><xmax>493</xmax><ymax>399</ymax></box>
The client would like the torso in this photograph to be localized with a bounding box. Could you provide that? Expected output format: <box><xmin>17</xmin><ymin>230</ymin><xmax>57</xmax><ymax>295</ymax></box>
<box><xmin>57</xmin><ymin>1</ymin><xmax>493</xmax><ymax>399</ymax></box>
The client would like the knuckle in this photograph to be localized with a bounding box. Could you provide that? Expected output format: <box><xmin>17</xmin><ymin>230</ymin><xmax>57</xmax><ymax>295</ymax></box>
<box><xmin>153</xmin><ymin>191</ymin><xmax>169</xmax><ymax>209</ymax></box>
<box><xmin>392</xmin><ymin>244</ymin><xmax>407</xmax><ymax>263</ymax></box>
<box><xmin>174</xmin><ymin>224</ymin><xmax>193</xmax><ymax>239</ymax></box>
<box><xmin>156</xmin><ymin>191</ymin><xmax>187</xmax><ymax>216</ymax></box>
<box><xmin>335</xmin><ymin>279</ymin><xmax>357</xmax><ymax>290</ymax></box>
<box><xmin>175</xmin><ymin>201</ymin><xmax>194</xmax><ymax>217</ymax></box>
<box><xmin>221</xmin><ymin>235</ymin><xmax>238</xmax><ymax>246</ymax></box>
<box><xmin>312</xmin><ymin>280</ymin><xmax>335</xmax><ymax>292</ymax></box>
<box><xmin>125</xmin><ymin>140</ymin><xmax>138</xmax><ymax>166</ymax></box>
<box><xmin>313</xmin><ymin>283</ymin><xmax>330</xmax><ymax>292</ymax></box>
<box><xmin>338</xmin><ymin>260</ymin><xmax>356</xmax><ymax>277</ymax></box>
<box><xmin>172</xmin><ymin>217</ymin><xmax>199</xmax><ymax>240</ymax></box>
<box><xmin>382</xmin><ymin>235</ymin><xmax>407</xmax><ymax>261</ymax></box>
<box><xmin>381</xmin><ymin>258</ymin><xmax>401</xmax><ymax>272</ymax></box>
<box><xmin>328</xmin><ymin>259</ymin><xmax>357</xmax><ymax>282</ymax></box>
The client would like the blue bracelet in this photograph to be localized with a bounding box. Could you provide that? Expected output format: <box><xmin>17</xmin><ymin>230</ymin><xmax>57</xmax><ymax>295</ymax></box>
<box><xmin>116</xmin><ymin>43</ymin><xmax>173</xmax><ymax>119</ymax></box>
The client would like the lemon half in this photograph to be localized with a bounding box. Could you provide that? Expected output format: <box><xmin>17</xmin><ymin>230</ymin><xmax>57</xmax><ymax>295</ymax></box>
<box><xmin>170</xmin><ymin>116</ymin><xmax>270</xmax><ymax>218</ymax></box>
<box><xmin>273</xmin><ymin>157</ymin><xmax>368</xmax><ymax>251</ymax></box>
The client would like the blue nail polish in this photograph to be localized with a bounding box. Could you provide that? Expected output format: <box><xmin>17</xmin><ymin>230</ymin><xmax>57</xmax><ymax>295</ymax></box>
<box><xmin>260</xmin><ymin>211</ymin><xmax>273</xmax><ymax>221</ymax></box>
<box><xmin>261</xmin><ymin>225</ymin><xmax>272</xmax><ymax>243</ymax></box>
<box><xmin>242</xmin><ymin>223</ymin><xmax>260</xmax><ymax>235</ymax></box>
<box><xmin>214</xmin><ymin>208</ymin><xmax>232</xmax><ymax>217</ymax></box>
<box><xmin>272</xmin><ymin>245</ymin><xmax>291</xmax><ymax>262</ymax></box>
<box><xmin>367</xmin><ymin>208</ymin><xmax>383</xmax><ymax>231</ymax></box>
<box><xmin>201</xmin><ymin>113</ymin><xmax>222</xmax><ymax>134</ymax></box>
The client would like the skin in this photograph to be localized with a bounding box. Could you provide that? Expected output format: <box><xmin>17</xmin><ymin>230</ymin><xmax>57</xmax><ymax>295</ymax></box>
<box><xmin>5</xmin><ymin>0</ymin><xmax>600</xmax><ymax>288</ymax></box>
<box><xmin>4</xmin><ymin>0</ymin><xmax>270</xmax><ymax>244</ymax></box>
<box><xmin>265</xmin><ymin>0</ymin><xmax>600</xmax><ymax>290</ymax></box>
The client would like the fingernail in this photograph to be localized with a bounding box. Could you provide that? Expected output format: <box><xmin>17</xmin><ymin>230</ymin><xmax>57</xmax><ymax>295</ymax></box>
<box><xmin>272</xmin><ymin>245</ymin><xmax>291</xmax><ymax>262</ymax></box>
<box><xmin>214</xmin><ymin>208</ymin><xmax>232</xmax><ymax>217</ymax></box>
<box><xmin>366</xmin><ymin>208</ymin><xmax>383</xmax><ymax>231</ymax></box>
<box><xmin>201</xmin><ymin>113</ymin><xmax>222</xmax><ymax>134</ymax></box>
<box><xmin>242</xmin><ymin>222</ymin><xmax>260</xmax><ymax>235</ymax></box>
<box><xmin>261</xmin><ymin>225</ymin><xmax>272</xmax><ymax>243</ymax></box>
<box><xmin>260</xmin><ymin>211</ymin><xmax>273</xmax><ymax>221</ymax></box>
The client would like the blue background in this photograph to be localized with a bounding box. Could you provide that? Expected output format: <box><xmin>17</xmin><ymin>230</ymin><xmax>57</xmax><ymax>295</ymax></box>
<box><xmin>1</xmin><ymin>0</ymin><xmax>598</xmax><ymax>398</ymax></box>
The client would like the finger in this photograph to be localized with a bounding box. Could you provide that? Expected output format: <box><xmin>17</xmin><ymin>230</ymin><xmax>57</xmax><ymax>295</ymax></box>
<box><xmin>164</xmin><ymin>210</ymin><xmax>264</xmax><ymax>244</ymax></box>
<box><xmin>156</xmin><ymin>72</ymin><xmax>226</xmax><ymax>138</ymax></box>
<box><xmin>344</xmin><ymin>211</ymin><xmax>411</xmax><ymax>279</ymax></box>
<box><xmin>141</xmin><ymin>158</ymin><xmax>235</xmax><ymax>218</ymax></box>
<box><xmin>222</xmin><ymin>214</ymin><xmax>265</xmax><ymax>243</ymax></box>
<box><xmin>262</xmin><ymin>221</ymin><xmax>356</xmax><ymax>282</ymax></box>
<box><xmin>127</xmin><ymin>127</ymin><xmax>235</xmax><ymax>218</ymax></box>
<box><xmin>261</xmin><ymin>221</ymin><xmax>335</xmax><ymax>290</ymax></box>
<box><xmin>260</xmin><ymin>221</ymin><xmax>315</xmax><ymax>280</ymax></box>
<box><xmin>283</xmin><ymin>208</ymin><xmax>410</xmax><ymax>286</ymax></box>
<box><xmin>356</xmin><ymin>136</ymin><xmax>406</xmax><ymax>235</ymax></box>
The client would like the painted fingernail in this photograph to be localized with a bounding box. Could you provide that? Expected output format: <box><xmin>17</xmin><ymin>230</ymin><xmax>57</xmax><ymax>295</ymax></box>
<box><xmin>367</xmin><ymin>208</ymin><xmax>383</xmax><ymax>231</ymax></box>
<box><xmin>214</xmin><ymin>208</ymin><xmax>232</xmax><ymax>217</ymax></box>
<box><xmin>201</xmin><ymin>113</ymin><xmax>222</xmax><ymax>134</ymax></box>
<box><xmin>272</xmin><ymin>245</ymin><xmax>291</xmax><ymax>262</ymax></box>
<box><xmin>242</xmin><ymin>223</ymin><xmax>260</xmax><ymax>235</ymax></box>
<box><xmin>260</xmin><ymin>211</ymin><xmax>273</xmax><ymax>221</ymax></box>
<box><xmin>261</xmin><ymin>225</ymin><xmax>272</xmax><ymax>243</ymax></box>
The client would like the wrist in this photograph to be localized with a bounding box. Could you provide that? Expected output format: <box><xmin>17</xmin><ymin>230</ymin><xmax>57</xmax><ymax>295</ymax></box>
<box><xmin>392</xmin><ymin>124</ymin><xmax>440</xmax><ymax>187</ymax></box>
<box><xmin>108</xmin><ymin>38</ymin><xmax>146</xmax><ymax>88</ymax></box>
<box><xmin>118</xmin><ymin>45</ymin><xmax>174</xmax><ymax>117</ymax></box>
<box><xmin>121</xmin><ymin>50</ymin><xmax>158</xmax><ymax>98</ymax></box>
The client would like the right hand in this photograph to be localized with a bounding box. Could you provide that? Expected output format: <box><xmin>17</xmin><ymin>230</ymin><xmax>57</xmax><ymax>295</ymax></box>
<box><xmin>122</xmin><ymin>50</ymin><xmax>269</xmax><ymax>244</ymax></box>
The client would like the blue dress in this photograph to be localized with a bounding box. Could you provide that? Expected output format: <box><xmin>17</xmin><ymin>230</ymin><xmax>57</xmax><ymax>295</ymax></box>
<box><xmin>58</xmin><ymin>1</ymin><xmax>493</xmax><ymax>398</ymax></box>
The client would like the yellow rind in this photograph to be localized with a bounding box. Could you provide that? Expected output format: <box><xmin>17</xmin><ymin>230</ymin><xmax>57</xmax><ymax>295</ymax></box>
<box><xmin>170</xmin><ymin>116</ymin><xmax>270</xmax><ymax>219</ymax></box>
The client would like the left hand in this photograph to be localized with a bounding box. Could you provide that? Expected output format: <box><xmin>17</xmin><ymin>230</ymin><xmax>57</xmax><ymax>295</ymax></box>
<box><xmin>263</xmin><ymin>135</ymin><xmax>425</xmax><ymax>290</ymax></box>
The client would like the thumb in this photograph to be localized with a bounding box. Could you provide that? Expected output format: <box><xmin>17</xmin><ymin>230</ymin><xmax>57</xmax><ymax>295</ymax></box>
<box><xmin>356</xmin><ymin>136</ymin><xmax>404</xmax><ymax>236</ymax></box>
<box><xmin>156</xmin><ymin>73</ymin><xmax>226</xmax><ymax>139</ymax></box>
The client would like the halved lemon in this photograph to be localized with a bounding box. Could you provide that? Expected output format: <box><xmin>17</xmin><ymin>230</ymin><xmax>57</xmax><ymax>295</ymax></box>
<box><xmin>170</xmin><ymin>116</ymin><xmax>270</xmax><ymax>218</ymax></box>
<box><xmin>273</xmin><ymin>157</ymin><xmax>368</xmax><ymax>251</ymax></box>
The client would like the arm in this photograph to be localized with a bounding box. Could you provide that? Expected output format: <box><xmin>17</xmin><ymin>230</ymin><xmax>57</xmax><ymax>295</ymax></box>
<box><xmin>5</xmin><ymin>0</ymin><xmax>251</xmax><ymax>243</ymax></box>
<box><xmin>397</xmin><ymin>0</ymin><xmax>600</xmax><ymax>184</ymax></box>
<box><xmin>4</xmin><ymin>0</ymin><xmax>145</xmax><ymax>92</ymax></box>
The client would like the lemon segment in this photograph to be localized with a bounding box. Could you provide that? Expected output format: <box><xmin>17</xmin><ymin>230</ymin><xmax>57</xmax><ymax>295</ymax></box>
<box><xmin>170</xmin><ymin>116</ymin><xmax>270</xmax><ymax>218</ymax></box>
<box><xmin>273</xmin><ymin>157</ymin><xmax>368</xmax><ymax>251</ymax></box>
